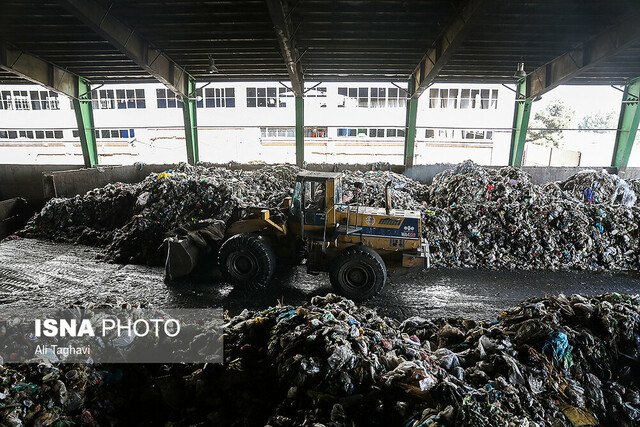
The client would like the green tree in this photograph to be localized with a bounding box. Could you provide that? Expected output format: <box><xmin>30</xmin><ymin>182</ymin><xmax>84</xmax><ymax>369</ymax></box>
<box><xmin>578</xmin><ymin>110</ymin><xmax>616</xmax><ymax>134</ymax></box>
<box><xmin>527</xmin><ymin>99</ymin><xmax>574</xmax><ymax>148</ymax></box>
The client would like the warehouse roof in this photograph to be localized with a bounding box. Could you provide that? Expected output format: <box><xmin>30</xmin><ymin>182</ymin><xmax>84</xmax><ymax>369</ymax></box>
<box><xmin>1</xmin><ymin>0</ymin><xmax>639</xmax><ymax>88</ymax></box>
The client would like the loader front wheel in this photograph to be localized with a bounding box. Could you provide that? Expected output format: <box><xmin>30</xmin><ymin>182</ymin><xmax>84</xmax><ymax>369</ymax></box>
<box><xmin>218</xmin><ymin>234</ymin><xmax>275</xmax><ymax>288</ymax></box>
<box><xmin>329</xmin><ymin>246</ymin><xmax>386</xmax><ymax>301</ymax></box>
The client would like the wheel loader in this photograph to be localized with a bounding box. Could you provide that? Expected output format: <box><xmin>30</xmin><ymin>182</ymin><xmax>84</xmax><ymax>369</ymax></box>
<box><xmin>165</xmin><ymin>171</ymin><xmax>429</xmax><ymax>300</ymax></box>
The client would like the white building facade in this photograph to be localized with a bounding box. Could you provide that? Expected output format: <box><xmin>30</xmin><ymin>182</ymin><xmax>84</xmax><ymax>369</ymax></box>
<box><xmin>0</xmin><ymin>82</ymin><xmax>516</xmax><ymax>165</ymax></box>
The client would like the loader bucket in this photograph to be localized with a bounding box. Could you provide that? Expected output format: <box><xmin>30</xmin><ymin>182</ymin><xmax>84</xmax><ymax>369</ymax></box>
<box><xmin>164</xmin><ymin>238</ymin><xmax>201</xmax><ymax>280</ymax></box>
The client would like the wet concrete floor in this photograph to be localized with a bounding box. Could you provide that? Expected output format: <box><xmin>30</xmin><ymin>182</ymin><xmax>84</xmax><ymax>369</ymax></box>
<box><xmin>0</xmin><ymin>238</ymin><xmax>638</xmax><ymax>320</ymax></box>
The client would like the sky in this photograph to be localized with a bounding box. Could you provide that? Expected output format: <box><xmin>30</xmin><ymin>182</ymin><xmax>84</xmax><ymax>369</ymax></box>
<box><xmin>529</xmin><ymin>85</ymin><xmax>624</xmax><ymax>127</ymax></box>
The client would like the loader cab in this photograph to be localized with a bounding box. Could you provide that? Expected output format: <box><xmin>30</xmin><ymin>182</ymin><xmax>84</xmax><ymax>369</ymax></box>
<box><xmin>291</xmin><ymin>171</ymin><xmax>342</xmax><ymax>232</ymax></box>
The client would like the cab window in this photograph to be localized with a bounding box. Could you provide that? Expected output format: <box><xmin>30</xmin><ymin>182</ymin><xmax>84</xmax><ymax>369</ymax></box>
<box><xmin>304</xmin><ymin>181</ymin><xmax>326</xmax><ymax>211</ymax></box>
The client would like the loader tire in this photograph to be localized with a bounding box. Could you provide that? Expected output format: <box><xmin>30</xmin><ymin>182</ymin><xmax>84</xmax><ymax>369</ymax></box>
<box><xmin>329</xmin><ymin>245</ymin><xmax>386</xmax><ymax>301</ymax></box>
<box><xmin>218</xmin><ymin>234</ymin><xmax>276</xmax><ymax>289</ymax></box>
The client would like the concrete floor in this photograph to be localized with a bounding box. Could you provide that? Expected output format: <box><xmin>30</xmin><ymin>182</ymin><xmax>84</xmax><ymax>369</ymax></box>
<box><xmin>1</xmin><ymin>238</ymin><xmax>638</xmax><ymax>320</ymax></box>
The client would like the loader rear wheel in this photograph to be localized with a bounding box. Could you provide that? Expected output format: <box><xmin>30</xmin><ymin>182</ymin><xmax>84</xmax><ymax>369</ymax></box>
<box><xmin>329</xmin><ymin>246</ymin><xmax>386</xmax><ymax>301</ymax></box>
<box><xmin>218</xmin><ymin>234</ymin><xmax>275</xmax><ymax>288</ymax></box>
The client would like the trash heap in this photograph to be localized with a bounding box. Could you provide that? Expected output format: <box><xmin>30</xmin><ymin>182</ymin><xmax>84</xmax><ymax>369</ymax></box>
<box><xmin>426</xmin><ymin>160</ymin><xmax>545</xmax><ymax>208</ymax></box>
<box><xmin>16</xmin><ymin>161</ymin><xmax>640</xmax><ymax>272</ymax></box>
<box><xmin>0</xmin><ymin>293</ymin><xmax>637</xmax><ymax>426</ymax></box>
<box><xmin>19</xmin><ymin>164</ymin><xmax>299</xmax><ymax>265</ymax></box>
<box><xmin>0</xmin><ymin>361</ymin><xmax>113</xmax><ymax>426</ymax></box>
<box><xmin>630</xmin><ymin>178</ymin><xmax>640</xmax><ymax>202</ymax></box>
<box><xmin>423</xmin><ymin>162</ymin><xmax>640</xmax><ymax>271</ymax></box>
<box><xmin>342</xmin><ymin>170</ymin><xmax>428</xmax><ymax>210</ymax></box>
<box><xmin>7</xmin><ymin>293</ymin><xmax>628</xmax><ymax>426</ymax></box>
<box><xmin>554</xmin><ymin>169</ymin><xmax>638</xmax><ymax>206</ymax></box>
<box><xmin>17</xmin><ymin>164</ymin><xmax>425</xmax><ymax>265</ymax></box>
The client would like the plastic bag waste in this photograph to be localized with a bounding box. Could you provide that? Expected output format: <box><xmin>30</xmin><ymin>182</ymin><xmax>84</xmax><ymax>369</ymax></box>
<box><xmin>16</xmin><ymin>161</ymin><xmax>640</xmax><ymax>274</ymax></box>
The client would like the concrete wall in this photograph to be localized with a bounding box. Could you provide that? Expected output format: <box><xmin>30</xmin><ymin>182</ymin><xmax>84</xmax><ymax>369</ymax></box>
<box><xmin>0</xmin><ymin>164</ymin><xmax>82</xmax><ymax>209</ymax></box>
<box><xmin>43</xmin><ymin>164</ymin><xmax>174</xmax><ymax>199</ymax></box>
<box><xmin>0</xmin><ymin>197</ymin><xmax>28</xmax><ymax>239</ymax></box>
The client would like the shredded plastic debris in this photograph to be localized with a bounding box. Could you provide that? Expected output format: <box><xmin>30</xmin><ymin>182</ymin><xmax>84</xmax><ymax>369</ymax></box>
<box><xmin>17</xmin><ymin>161</ymin><xmax>640</xmax><ymax>272</ymax></box>
<box><xmin>4</xmin><ymin>293</ymin><xmax>635</xmax><ymax>426</ymax></box>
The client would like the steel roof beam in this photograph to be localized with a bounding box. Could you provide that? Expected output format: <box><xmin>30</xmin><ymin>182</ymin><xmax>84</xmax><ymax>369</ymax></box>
<box><xmin>265</xmin><ymin>0</ymin><xmax>304</xmax><ymax>96</ymax></box>
<box><xmin>410</xmin><ymin>0</ymin><xmax>487</xmax><ymax>98</ymax></box>
<box><xmin>525</xmin><ymin>15</ymin><xmax>640</xmax><ymax>99</ymax></box>
<box><xmin>58</xmin><ymin>0</ymin><xmax>191</xmax><ymax>98</ymax></box>
<box><xmin>0</xmin><ymin>42</ymin><xmax>84</xmax><ymax>99</ymax></box>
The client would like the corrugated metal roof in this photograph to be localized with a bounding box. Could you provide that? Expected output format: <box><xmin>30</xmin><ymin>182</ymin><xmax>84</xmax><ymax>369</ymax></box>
<box><xmin>1</xmin><ymin>0</ymin><xmax>639</xmax><ymax>85</ymax></box>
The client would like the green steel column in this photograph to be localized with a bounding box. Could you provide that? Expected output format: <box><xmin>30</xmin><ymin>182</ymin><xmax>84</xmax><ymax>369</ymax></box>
<box><xmin>404</xmin><ymin>80</ymin><xmax>418</xmax><ymax>169</ymax></box>
<box><xmin>72</xmin><ymin>77</ymin><xmax>98</xmax><ymax>168</ymax></box>
<box><xmin>295</xmin><ymin>95</ymin><xmax>304</xmax><ymax>167</ymax></box>
<box><xmin>611</xmin><ymin>77</ymin><xmax>640</xmax><ymax>172</ymax></box>
<box><xmin>182</xmin><ymin>76</ymin><xmax>199</xmax><ymax>165</ymax></box>
<box><xmin>508</xmin><ymin>78</ymin><xmax>532</xmax><ymax>167</ymax></box>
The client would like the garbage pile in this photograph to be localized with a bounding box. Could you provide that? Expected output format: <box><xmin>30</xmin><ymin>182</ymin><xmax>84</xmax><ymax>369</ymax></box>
<box><xmin>342</xmin><ymin>170</ymin><xmax>428</xmax><ymax>210</ymax></box>
<box><xmin>631</xmin><ymin>178</ymin><xmax>640</xmax><ymax>202</ymax></box>
<box><xmin>0</xmin><ymin>361</ymin><xmax>115</xmax><ymax>426</ymax></box>
<box><xmin>19</xmin><ymin>164</ymin><xmax>299</xmax><ymax>265</ymax></box>
<box><xmin>554</xmin><ymin>169</ymin><xmax>638</xmax><ymax>206</ymax></box>
<box><xmin>19</xmin><ymin>292</ymin><xmax>629</xmax><ymax>426</ymax></box>
<box><xmin>17</xmin><ymin>161</ymin><xmax>640</xmax><ymax>272</ymax></box>
<box><xmin>17</xmin><ymin>164</ymin><xmax>424</xmax><ymax>265</ymax></box>
<box><xmin>426</xmin><ymin>160</ymin><xmax>545</xmax><ymax>208</ymax></box>
<box><xmin>423</xmin><ymin>162</ymin><xmax>640</xmax><ymax>271</ymax></box>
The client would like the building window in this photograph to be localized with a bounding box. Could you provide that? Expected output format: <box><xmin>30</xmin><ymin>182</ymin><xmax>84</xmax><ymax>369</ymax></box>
<box><xmin>460</xmin><ymin>89</ymin><xmax>470</xmax><ymax>109</ymax></box>
<box><xmin>246</xmin><ymin>87</ymin><xmax>278</xmax><ymax>108</ymax></box>
<box><xmin>92</xmin><ymin>89</ymin><xmax>115</xmax><ymax>109</ymax></box>
<box><xmin>370</xmin><ymin>88</ymin><xmax>386</xmax><ymax>108</ymax></box>
<box><xmin>278</xmin><ymin>87</ymin><xmax>294</xmax><ymax>107</ymax></box>
<box><xmin>387</xmin><ymin>87</ymin><xmax>406</xmax><ymax>108</ymax></box>
<box><xmin>115</xmin><ymin>89</ymin><xmax>146</xmax><ymax>109</ymax></box>
<box><xmin>74</xmin><ymin>128</ymin><xmax>134</xmax><ymax>139</ymax></box>
<box><xmin>440</xmin><ymin>89</ymin><xmax>449</xmax><ymax>108</ymax></box>
<box><xmin>490</xmin><ymin>89</ymin><xmax>498</xmax><ymax>109</ymax></box>
<box><xmin>461</xmin><ymin>130</ymin><xmax>493</xmax><ymax>140</ymax></box>
<box><xmin>357</xmin><ymin>88</ymin><xmax>368</xmax><ymax>107</ymax></box>
<box><xmin>30</xmin><ymin>91</ymin><xmax>59</xmax><ymax>110</ymax></box>
<box><xmin>304</xmin><ymin>127</ymin><xmax>327</xmax><ymax>138</ymax></box>
<box><xmin>259</xmin><ymin>127</ymin><xmax>326</xmax><ymax>138</ymax></box>
<box><xmin>337</xmin><ymin>87</ymin><xmax>359</xmax><ymax>107</ymax></box>
<box><xmin>0</xmin><ymin>91</ymin><xmax>13</xmax><ymax>110</ymax></box>
<box><xmin>429</xmin><ymin>89</ymin><xmax>438</xmax><ymax>108</ymax></box>
<box><xmin>156</xmin><ymin>88</ymin><xmax>183</xmax><ymax>109</ymax></box>
<box><xmin>13</xmin><ymin>91</ymin><xmax>30</xmax><ymax>110</ymax></box>
<box><xmin>336</xmin><ymin>127</ymin><xmax>404</xmax><ymax>137</ymax></box>
<box><xmin>369</xmin><ymin>128</ymin><xmax>384</xmax><ymax>137</ymax></box>
<box><xmin>3</xmin><ymin>129</ymin><xmax>63</xmax><ymax>139</ymax></box>
<box><xmin>204</xmin><ymin>88</ymin><xmax>235</xmax><ymax>108</ymax></box>
<box><xmin>88</xmin><ymin>88</ymin><xmax>146</xmax><ymax>109</ymax></box>
<box><xmin>429</xmin><ymin>87</ymin><xmax>498</xmax><ymax>110</ymax></box>
<box><xmin>337</xmin><ymin>128</ymin><xmax>357</xmax><ymax>137</ymax></box>
<box><xmin>480</xmin><ymin>89</ymin><xmax>490</xmax><ymax>109</ymax></box>
<box><xmin>425</xmin><ymin>129</ymin><xmax>454</xmax><ymax>139</ymax></box>
<box><xmin>337</xmin><ymin>86</ymin><xmax>405</xmax><ymax>108</ymax></box>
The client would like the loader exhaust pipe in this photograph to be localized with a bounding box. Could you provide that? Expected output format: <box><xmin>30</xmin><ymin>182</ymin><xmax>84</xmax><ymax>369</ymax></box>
<box><xmin>385</xmin><ymin>181</ymin><xmax>392</xmax><ymax>215</ymax></box>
